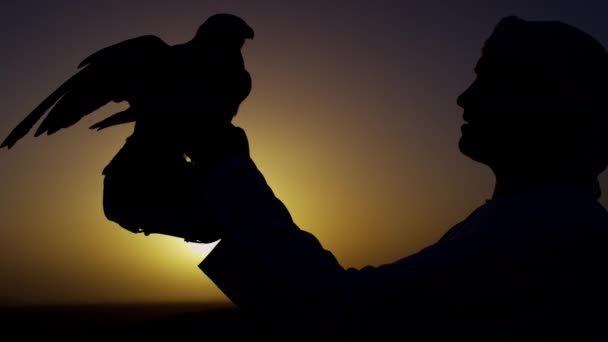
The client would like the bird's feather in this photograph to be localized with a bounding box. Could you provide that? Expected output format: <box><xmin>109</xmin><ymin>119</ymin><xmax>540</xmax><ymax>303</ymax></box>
<box><xmin>2</xmin><ymin>14</ymin><xmax>254</xmax><ymax>150</ymax></box>
<box><xmin>1</xmin><ymin>76</ymin><xmax>75</xmax><ymax>148</ymax></box>
<box><xmin>78</xmin><ymin>35</ymin><xmax>166</xmax><ymax>68</ymax></box>
<box><xmin>90</xmin><ymin>107</ymin><xmax>137</xmax><ymax>131</ymax></box>
<box><xmin>2</xmin><ymin>35</ymin><xmax>169</xmax><ymax>148</ymax></box>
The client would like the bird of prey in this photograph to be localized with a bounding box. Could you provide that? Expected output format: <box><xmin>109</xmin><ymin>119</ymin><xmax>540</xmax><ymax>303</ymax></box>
<box><xmin>1</xmin><ymin>13</ymin><xmax>254</xmax><ymax>242</ymax></box>
<box><xmin>1</xmin><ymin>13</ymin><xmax>254</xmax><ymax>153</ymax></box>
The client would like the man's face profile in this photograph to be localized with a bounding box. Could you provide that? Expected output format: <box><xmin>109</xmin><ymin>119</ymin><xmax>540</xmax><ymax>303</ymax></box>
<box><xmin>457</xmin><ymin>17</ymin><xmax>587</xmax><ymax>171</ymax></box>
<box><xmin>456</xmin><ymin>16</ymin><xmax>608</xmax><ymax>187</ymax></box>
<box><xmin>456</xmin><ymin>47</ymin><xmax>527</xmax><ymax>167</ymax></box>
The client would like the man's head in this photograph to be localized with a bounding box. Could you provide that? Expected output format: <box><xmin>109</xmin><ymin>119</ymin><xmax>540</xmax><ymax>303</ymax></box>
<box><xmin>457</xmin><ymin>16</ymin><xmax>608</xmax><ymax>187</ymax></box>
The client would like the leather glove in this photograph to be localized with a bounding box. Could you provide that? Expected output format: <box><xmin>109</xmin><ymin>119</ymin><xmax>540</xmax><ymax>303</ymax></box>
<box><xmin>101</xmin><ymin>124</ymin><xmax>249</xmax><ymax>243</ymax></box>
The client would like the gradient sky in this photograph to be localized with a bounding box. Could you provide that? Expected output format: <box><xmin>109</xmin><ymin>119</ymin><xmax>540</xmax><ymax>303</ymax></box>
<box><xmin>2</xmin><ymin>0</ymin><xmax>608</xmax><ymax>305</ymax></box>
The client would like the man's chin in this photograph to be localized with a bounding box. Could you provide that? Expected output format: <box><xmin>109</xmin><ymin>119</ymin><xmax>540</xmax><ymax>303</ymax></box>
<box><xmin>459</xmin><ymin>137</ymin><xmax>491</xmax><ymax>164</ymax></box>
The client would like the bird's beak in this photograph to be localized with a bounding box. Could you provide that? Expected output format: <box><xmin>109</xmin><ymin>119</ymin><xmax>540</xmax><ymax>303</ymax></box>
<box><xmin>244</xmin><ymin>25</ymin><xmax>254</xmax><ymax>40</ymax></box>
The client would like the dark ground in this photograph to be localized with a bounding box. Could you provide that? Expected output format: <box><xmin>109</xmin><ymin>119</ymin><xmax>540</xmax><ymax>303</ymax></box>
<box><xmin>0</xmin><ymin>303</ymin><xmax>263</xmax><ymax>338</ymax></box>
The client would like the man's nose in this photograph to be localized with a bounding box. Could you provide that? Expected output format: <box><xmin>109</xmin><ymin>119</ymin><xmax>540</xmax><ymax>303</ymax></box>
<box><xmin>457</xmin><ymin>79</ymin><xmax>479</xmax><ymax>109</ymax></box>
<box><xmin>457</xmin><ymin>84</ymin><xmax>472</xmax><ymax>109</ymax></box>
<box><xmin>456</xmin><ymin>92</ymin><xmax>466</xmax><ymax>109</ymax></box>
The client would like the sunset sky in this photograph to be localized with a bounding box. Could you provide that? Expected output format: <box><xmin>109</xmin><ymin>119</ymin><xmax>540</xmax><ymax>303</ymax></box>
<box><xmin>1</xmin><ymin>0</ymin><xmax>608</xmax><ymax>305</ymax></box>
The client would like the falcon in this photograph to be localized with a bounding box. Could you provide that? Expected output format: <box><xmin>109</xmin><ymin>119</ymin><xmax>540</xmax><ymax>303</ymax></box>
<box><xmin>1</xmin><ymin>13</ymin><xmax>254</xmax><ymax>242</ymax></box>
<box><xmin>1</xmin><ymin>13</ymin><xmax>254</xmax><ymax>153</ymax></box>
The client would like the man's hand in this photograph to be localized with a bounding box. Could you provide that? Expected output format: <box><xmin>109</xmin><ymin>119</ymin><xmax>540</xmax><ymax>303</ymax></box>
<box><xmin>101</xmin><ymin>125</ymin><xmax>250</xmax><ymax>243</ymax></box>
<box><xmin>182</xmin><ymin>123</ymin><xmax>250</xmax><ymax>168</ymax></box>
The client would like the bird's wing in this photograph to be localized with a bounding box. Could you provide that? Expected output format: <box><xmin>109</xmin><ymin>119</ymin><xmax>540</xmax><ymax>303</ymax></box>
<box><xmin>1</xmin><ymin>35</ymin><xmax>169</xmax><ymax>149</ymax></box>
<box><xmin>89</xmin><ymin>107</ymin><xmax>137</xmax><ymax>131</ymax></box>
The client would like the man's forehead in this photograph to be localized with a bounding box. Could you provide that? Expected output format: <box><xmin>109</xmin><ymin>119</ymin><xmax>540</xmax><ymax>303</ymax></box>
<box><xmin>478</xmin><ymin>21</ymin><xmax>542</xmax><ymax>74</ymax></box>
<box><xmin>473</xmin><ymin>47</ymin><xmax>522</xmax><ymax>75</ymax></box>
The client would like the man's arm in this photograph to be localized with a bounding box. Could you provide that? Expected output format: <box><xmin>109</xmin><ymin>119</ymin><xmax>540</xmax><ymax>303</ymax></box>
<box><xmin>190</xmin><ymin>129</ymin><xmax>608</xmax><ymax>338</ymax></box>
<box><xmin>198</xmin><ymin>156</ymin><xmax>350</xmax><ymax>332</ymax></box>
<box><xmin>196</xmin><ymin>155</ymin><xmax>475</xmax><ymax>336</ymax></box>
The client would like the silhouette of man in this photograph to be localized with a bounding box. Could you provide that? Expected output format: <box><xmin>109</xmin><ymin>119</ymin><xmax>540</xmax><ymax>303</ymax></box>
<box><xmin>114</xmin><ymin>16</ymin><xmax>608</xmax><ymax>339</ymax></box>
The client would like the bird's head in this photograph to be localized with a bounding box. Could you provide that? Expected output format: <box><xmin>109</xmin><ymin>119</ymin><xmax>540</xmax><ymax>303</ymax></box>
<box><xmin>193</xmin><ymin>13</ymin><xmax>254</xmax><ymax>48</ymax></box>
